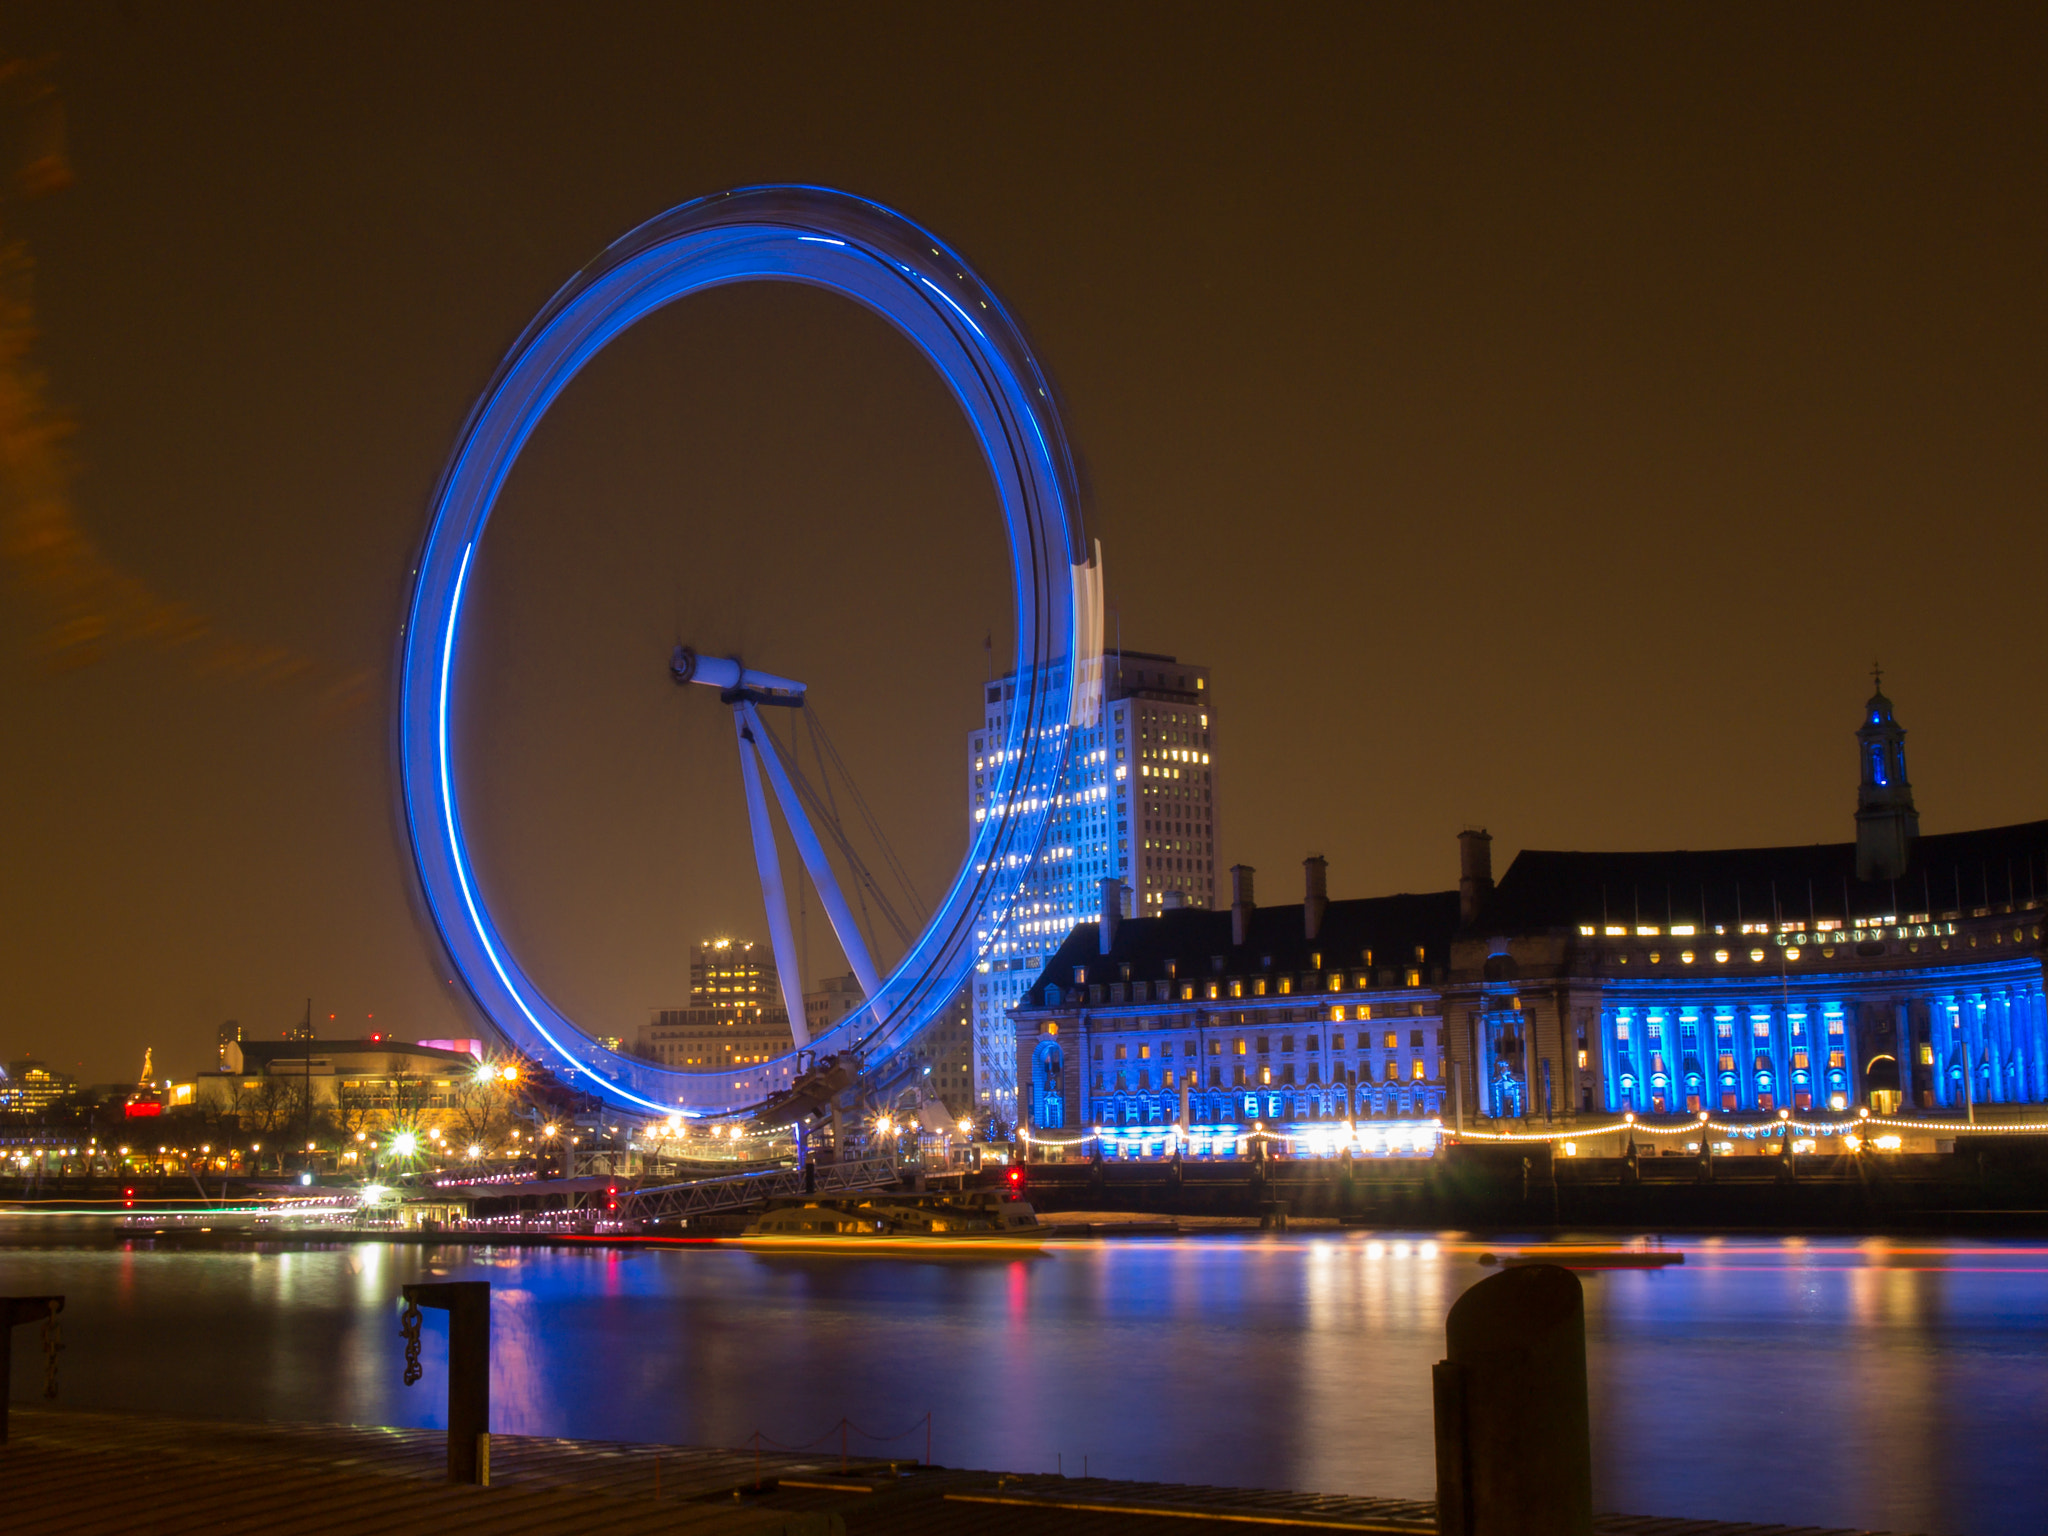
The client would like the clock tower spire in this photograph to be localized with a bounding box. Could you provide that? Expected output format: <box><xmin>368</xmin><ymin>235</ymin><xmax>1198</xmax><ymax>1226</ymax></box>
<box><xmin>1854</xmin><ymin>666</ymin><xmax>1918</xmax><ymax>882</ymax></box>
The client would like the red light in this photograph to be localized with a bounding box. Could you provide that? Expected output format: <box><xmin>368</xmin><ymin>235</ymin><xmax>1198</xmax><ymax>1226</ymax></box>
<box><xmin>1008</xmin><ymin>1168</ymin><xmax>1022</xmax><ymax>1184</ymax></box>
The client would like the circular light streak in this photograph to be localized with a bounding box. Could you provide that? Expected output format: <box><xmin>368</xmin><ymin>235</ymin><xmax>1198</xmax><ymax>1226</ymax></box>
<box><xmin>398</xmin><ymin>186</ymin><xmax>1088</xmax><ymax>1116</ymax></box>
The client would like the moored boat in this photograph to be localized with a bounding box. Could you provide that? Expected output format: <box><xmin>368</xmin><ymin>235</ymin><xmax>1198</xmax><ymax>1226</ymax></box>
<box><xmin>733</xmin><ymin>1190</ymin><xmax>1050</xmax><ymax>1251</ymax></box>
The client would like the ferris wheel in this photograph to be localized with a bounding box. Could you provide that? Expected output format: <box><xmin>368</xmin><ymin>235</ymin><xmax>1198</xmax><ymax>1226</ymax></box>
<box><xmin>397</xmin><ymin>186</ymin><xmax>1098</xmax><ymax>1118</ymax></box>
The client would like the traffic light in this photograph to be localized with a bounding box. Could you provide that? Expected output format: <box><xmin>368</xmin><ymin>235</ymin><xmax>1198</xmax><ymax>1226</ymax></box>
<box><xmin>1006</xmin><ymin>1166</ymin><xmax>1025</xmax><ymax>1197</ymax></box>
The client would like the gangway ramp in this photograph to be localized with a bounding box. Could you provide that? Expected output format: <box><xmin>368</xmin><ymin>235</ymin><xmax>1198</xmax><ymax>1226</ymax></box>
<box><xmin>613</xmin><ymin>1156</ymin><xmax>901</xmax><ymax>1224</ymax></box>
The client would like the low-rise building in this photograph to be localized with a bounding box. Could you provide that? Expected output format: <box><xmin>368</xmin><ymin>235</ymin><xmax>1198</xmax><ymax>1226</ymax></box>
<box><xmin>1014</xmin><ymin>860</ymin><xmax>1457</xmax><ymax>1142</ymax></box>
<box><xmin>197</xmin><ymin>1038</ymin><xmax>490</xmax><ymax>1132</ymax></box>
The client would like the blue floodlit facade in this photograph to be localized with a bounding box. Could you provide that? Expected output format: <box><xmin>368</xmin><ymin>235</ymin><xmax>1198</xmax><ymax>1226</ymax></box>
<box><xmin>1013</xmin><ymin>868</ymin><xmax>1458</xmax><ymax>1152</ymax></box>
<box><xmin>1443</xmin><ymin>688</ymin><xmax>2048</xmax><ymax>1124</ymax></box>
<box><xmin>1016</xmin><ymin>688</ymin><xmax>2048</xmax><ymax>1143</ymax></box>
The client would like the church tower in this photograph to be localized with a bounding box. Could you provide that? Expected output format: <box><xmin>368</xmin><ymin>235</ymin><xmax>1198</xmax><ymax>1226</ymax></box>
<box><xmin>1854</xmin><ymin>671</ymin><xmax>1918</xmax><ymax>882</ymax></box>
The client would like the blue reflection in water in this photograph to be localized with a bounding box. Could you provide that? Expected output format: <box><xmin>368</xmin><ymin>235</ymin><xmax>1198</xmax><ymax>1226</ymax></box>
<box><xmin>2</xmin><ymin>1233</ymin><xmax>2041</xmax><ymax>1534</ymax></box>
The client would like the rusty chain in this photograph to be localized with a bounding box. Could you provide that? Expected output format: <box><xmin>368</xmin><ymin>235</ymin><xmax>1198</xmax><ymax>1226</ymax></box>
<box><xmin>400</xmin><ymin>1297</ymin><xmax>423</xmax><ymax>1386</ymax></box>
<box><xmin>41</xmin><ymin>1298</ymin><xmax>61</xmax><ymax>1399</ymax></box>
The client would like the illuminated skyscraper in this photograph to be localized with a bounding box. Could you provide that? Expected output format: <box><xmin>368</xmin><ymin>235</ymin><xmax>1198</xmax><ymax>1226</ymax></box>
<box><xmin>966</xmin><ymin>651</ymin><xmax>1219</xmax><ymax>1117</ymax></box>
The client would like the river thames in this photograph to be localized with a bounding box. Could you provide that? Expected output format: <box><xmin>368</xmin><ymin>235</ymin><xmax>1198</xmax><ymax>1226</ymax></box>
<box><xmin>2</xmin><ymin>1231</ymin><xmax>2041</xmax><ymax>1534</ymax></box>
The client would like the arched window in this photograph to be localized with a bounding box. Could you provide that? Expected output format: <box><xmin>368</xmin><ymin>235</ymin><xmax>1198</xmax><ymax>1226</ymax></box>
<box><xmin>1031</xmin><ymin>1039</ymin><xmax>1065</xmax><ymax>1129</ymax></box>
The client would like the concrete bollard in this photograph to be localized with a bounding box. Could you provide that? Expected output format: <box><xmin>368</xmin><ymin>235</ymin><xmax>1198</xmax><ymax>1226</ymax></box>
<box><xmin>402</xmin><ymin>1281</ymin><xmax>491</xmax><ymax>1484</ymax></box>
<box><xmin>0</xmin><ymin>1296</ymin><xmax>64</xmax><ymax>1444</ymax></box>
<box><xmin>1433</xmin><ymin>1264</ymin><xmax>1592</xmax><ymax>1536</ymax></box>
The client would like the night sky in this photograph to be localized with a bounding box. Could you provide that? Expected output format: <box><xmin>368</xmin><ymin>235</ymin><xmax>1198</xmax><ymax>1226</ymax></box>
<box><xmin>3</xmin><ymin>6</ymin><xmax>2044</xmax><ymax>1084</ymax></box>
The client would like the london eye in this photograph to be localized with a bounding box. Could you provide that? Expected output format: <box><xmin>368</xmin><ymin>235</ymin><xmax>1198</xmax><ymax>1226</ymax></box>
<box><xmin>396</xmin><ymin>186</ymin><xmax>1098</xmax><ymax>1120</ymax></box>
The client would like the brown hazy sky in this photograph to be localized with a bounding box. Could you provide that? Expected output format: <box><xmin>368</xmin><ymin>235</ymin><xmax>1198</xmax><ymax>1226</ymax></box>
<box><xmin>3</xmin><ymin>5</ymin><xmax>2045</xmax><ymax>1083</ymax></box>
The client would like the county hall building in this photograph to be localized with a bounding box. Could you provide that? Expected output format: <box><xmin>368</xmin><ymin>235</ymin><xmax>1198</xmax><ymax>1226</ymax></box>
<box><xmin>1013</xmin><ymin>686</ymin><xmax>2048</xmax><ymax>1144</ymax></box>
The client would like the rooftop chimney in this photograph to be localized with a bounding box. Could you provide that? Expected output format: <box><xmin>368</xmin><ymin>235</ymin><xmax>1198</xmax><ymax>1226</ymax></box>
<box><xmin>1162</xmin><ymin>890</ymin><xmax>1186</xmax><ymax>911</ymax></box>
<box><xmin>1458</xmin><ymin>828</ymin><xmax>1494</xmax><ymax>925</ymax></box>
<box><xmin>1303</xmin><ymin>855</ymin><xmax>1328</xmax><ymax>941</ymax></box>
<box><xmin>1098</xmin><ymin>878</ymin><xmax>1125</xmax><ymax>955</ymax></box>
<box><xmin>1230</xmin><ymin>864</ymin><xmax>1257</xmax><ymax>947</ymax></box>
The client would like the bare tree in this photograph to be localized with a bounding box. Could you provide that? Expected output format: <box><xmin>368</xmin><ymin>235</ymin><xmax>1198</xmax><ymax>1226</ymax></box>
<box><xmin>446</xmin><ymin>1076</ymin><xmax>511</xmax><ymax>1152</ymax></box>
<box><xmin>384</xmin><ymin>1074</ymin><xmax>434</xmax><ymax>1134</ymax></box>
<box><xmin>332</xmin><ymin>1079</ymin><xmax>376</xmax><ymax>1141</ymax></box>
<box><xmin>249</xmin><ymin>1077</ymin><xmax>292</xmax><ymax>1135</ymax></box>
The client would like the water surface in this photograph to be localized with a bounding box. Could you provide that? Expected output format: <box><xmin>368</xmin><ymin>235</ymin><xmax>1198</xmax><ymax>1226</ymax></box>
<box><xmin>2</xmin><ymin>1232</ymin><xmax>2040</xmax><ymax>1535</ymax></box>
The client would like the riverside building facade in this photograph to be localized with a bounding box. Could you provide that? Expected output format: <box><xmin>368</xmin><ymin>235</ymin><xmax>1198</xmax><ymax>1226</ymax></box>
<box><xmin>968</xmin><ymin>651</ymin><xmax>1218</xmax><ymax>1120</ymax></box>
<box><xmin>1014</xmin><ymin>685</ymin><xmax>2048</xmax><ymax>1147</ymax></box>
<box><xmin>1013</xmin><ymin>858</ymin><xmax>1456</xmax><ymax>1149</ymax></box>
<box><xmin>1445</xmin><ymin>686</ymin><xmax>2048</xmax><ymax>1124</ymax></box>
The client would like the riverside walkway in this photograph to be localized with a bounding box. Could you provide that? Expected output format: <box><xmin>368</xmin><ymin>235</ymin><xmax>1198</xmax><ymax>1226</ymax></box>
<box><xmin>0</xmin><ymin>1407</ymin><xmax>1910</xmax><ymax>1536</ymax></box>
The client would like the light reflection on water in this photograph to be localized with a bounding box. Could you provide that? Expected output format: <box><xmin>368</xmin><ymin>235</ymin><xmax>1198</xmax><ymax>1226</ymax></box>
<box><xmin>2</xmin><ymin>1232</ymin><xmax>2041</xmax><ymax>1535</ymax></box>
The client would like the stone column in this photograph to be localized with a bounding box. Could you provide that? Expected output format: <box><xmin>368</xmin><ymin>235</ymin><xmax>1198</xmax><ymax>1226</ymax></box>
<box><xmin>1522</xmin><ymin>1006</ymin><xmax>1538</xmax><ymax>1124</ymax></box>
<box><xmin>1769</xmin><ymin>1002</ymin><xmax>1791</xmax><ymax>1114</ymax></box>
<box><xmin>1993</xmin><ymin>990</ymin><xmax>2012</xmax><ymax>1105</ymax></box>
<box><xmin>1599</xmin><ymin>1006</ymin><xmax>1619</xmax><ymax>1112</ymax></box>
<box><xmin>1968</xmin><ymin>993</ymin><xmax>1988</xmax><ymax>1106</ymax></box>
<box><xmin>1944</xmin><ymin>994</ymin><xmax>1961</xmax><ymax>1106</ymax></box>
<box><xmin>2031</xmin><ymin>986</ymin><xmax>2048</xmax><ymax>1103</ymax></box>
